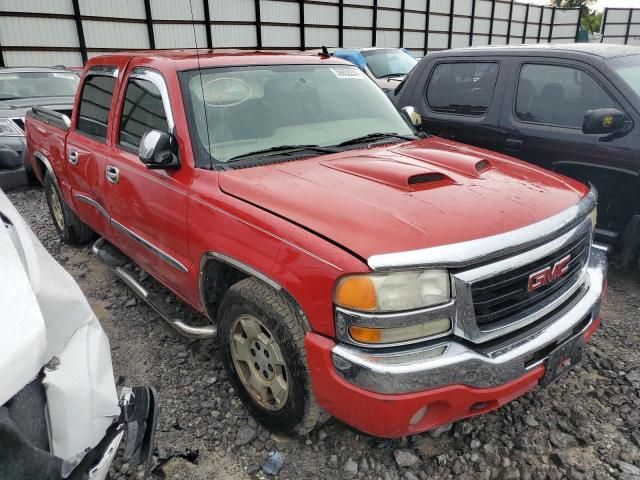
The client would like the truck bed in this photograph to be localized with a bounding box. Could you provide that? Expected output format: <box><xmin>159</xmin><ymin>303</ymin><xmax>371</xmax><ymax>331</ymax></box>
<box><xmin>24</xmin><ymin>107</ymin><xmax>71</xmax><ymax>185</ymax></box>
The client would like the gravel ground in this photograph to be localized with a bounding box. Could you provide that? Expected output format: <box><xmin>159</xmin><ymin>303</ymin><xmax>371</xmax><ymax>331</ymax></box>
<box><xmin>7</xmin><ymin>186</ymin><xmax>640</xmax><ymax>480</ymax></box>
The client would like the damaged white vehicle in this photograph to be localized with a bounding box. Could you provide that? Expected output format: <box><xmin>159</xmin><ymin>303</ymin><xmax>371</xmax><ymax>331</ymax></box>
<box><xmin>0</xmin><ymin>189</ymin><xmax>158</xmax><ymax>480</ymax></box>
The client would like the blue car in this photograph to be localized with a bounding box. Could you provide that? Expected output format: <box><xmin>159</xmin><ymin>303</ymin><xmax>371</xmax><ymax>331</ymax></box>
<box><xmin>330</xmin><ymin>47</ymin><xmax>418</xmax><ymax>91</ymax></box>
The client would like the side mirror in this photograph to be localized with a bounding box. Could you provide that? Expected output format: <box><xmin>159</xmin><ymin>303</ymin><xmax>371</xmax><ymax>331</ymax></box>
<box><xmin>138</xmin><ymin>130</ymin><xmax>179</xmax><ymax>170</ymax></box>
<box><xmin>582</xmin><ymin>108</ymin><xmax>626</xmax><ymax>135</ymax></box>
<box><xmin>401</xmin><ymin>106</ymin><xmax>422</xmax><ymax>127</ymax></box>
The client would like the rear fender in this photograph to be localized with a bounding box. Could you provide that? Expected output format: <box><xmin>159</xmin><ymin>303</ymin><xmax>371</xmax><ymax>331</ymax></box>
<box><xmin>32</xmin><ymin>150</ymin><xmax>74</xmax><ymax>209</ymax></box>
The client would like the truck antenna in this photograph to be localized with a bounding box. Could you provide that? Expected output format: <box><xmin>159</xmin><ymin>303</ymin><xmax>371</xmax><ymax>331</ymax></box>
<box><xmin>189</xmin><ymin>0</ymin><xmax>213</xmax><ymax>169</ymax></box>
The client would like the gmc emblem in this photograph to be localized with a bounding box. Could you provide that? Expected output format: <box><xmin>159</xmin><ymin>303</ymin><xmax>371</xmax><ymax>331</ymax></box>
<box><xmin>527</xmin><ymin>255</ymin><xmax>571</xmax><ymax>291</ymax></box>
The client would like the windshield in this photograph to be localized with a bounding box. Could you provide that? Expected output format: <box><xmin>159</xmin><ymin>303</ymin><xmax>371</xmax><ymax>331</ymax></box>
<box><xmin>182</xmin><ymin>64</ymin><xmax>415</xmax><ymax>164</ymax></box>
<box><xmin>609</xmin><ymin>55</ymin><xmax>640</xmax><ymax>98</ymax></box>
<box><xmin>0</xmin><ymin>71</ymin><xmax>79</xmax><ymax>100</ymax></box>
<box><xmin>362</xmin><ymin>49</ymin><xmax>418</xmax><ymax>79</ymax></box>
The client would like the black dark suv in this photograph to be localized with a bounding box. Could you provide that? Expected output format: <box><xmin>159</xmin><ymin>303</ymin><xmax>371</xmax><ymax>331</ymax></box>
<box><xmin>391</xmin><ymin>44</ymin><xmax>640</xmax><ymax>267</ymax></box>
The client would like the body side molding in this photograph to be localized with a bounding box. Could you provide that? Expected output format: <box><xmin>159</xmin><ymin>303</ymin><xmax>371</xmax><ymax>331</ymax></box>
<box><xmin>72</xmin><ymin>193</ymin><xmax>188</xmax><ymax>273</ymax></box>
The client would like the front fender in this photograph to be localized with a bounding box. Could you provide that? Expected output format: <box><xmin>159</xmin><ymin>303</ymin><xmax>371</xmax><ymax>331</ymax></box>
<box><xmin>188</xmin><ymin>174</ymin><xmax>368</xmax><ymax>337</ymax></box>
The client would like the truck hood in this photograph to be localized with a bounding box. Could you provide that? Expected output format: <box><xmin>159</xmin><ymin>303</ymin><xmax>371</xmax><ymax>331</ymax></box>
<box><xmin>219</xmin><ymin>137</ymin><xmax>588</xmax><ymax>261</ymax></box>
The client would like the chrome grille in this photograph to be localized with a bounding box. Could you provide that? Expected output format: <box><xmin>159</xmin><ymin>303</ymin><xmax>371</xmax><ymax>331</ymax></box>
<box><xmin>471</xmin><ymin>233</ymin><xmax>590</xmax><ymax>327</ymax></box>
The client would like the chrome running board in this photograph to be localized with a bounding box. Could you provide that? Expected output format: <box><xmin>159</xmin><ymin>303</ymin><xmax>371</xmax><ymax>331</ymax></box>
<box><xmin>92</xmin><ymin>238</ymin><xmax>216</xmax><ymax>340</ymax></box>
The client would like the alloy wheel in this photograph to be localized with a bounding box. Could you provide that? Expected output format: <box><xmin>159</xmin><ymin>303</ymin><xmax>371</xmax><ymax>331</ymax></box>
<box><xmin>48</xmin><ymin>185</ymin><xmax>65</xmax><ymax>230</ymax></box>
<box><xmin>229</xmin><ymin>314</ymin><xmax>289</xmax><ymax>411</ymax></box>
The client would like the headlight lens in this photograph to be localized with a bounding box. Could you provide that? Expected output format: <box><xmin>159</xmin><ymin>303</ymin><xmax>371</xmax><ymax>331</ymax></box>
<box><xmin>0</xmin><ymin>118</ymin><xmax>24</xmax><ymax>137</ymax></box>
<box><xmin>335</xmin><ymin>269</ymin><xmax>451</xmax><ymax>312</ymax></box>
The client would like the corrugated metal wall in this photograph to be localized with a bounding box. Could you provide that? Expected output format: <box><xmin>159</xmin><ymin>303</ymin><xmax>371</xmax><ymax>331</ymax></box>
<box><xmin>0</xmin><ymin>0</ymin><xmax>581</xmax><ymax>67</ymax></box>
<box><xmin>600</xmin><ymin>8</ymin><xmax>640</xmax><ymax>46</ymax></box>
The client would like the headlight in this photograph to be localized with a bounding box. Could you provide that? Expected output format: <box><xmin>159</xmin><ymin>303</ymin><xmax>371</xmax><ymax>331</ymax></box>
<box><xmin>589</xmin><ymin>208</ymin><xmax>597</xmax><ymax>231</ymax></box>
<box><xmin>0</xmin><ymin>118</ymin><xmax>24</xmax><ymax>137</ymax></box>
<box><xmin>335</xmin><ymin>269</ymin><xmax>451</xmax><ymax>312</ymax></box>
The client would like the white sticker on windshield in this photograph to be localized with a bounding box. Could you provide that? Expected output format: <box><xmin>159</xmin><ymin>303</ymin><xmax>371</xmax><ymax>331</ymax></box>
<box><xmin>330</xmin><ymin>67</ymin><xmax>365</xmax><ymax>79</ymax></box>
<box><xmin>53</xmin><ymin>73</ymin><xmax>76</xmax><ymax>80</ymax></box>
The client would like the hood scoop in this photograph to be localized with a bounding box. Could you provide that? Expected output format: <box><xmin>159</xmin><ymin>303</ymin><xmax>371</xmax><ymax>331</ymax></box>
<box><xmin>408</xmin><ymin>172</ymin><xmax>446</xmax><ymax>185</ymax></box>
<box><xmin>397</xmin><ymin>146</ymin><xmax>493</xmax><ymax>178</ymax></box>
<box><xmin>474</xmin><ymin>159</ymin><xmax>492</xmax><ymax>173</ymax></box>
<box><xmin>322</xmin><ymin>157</ymin><xmax>453</xmax><ymax>191</ymax></box>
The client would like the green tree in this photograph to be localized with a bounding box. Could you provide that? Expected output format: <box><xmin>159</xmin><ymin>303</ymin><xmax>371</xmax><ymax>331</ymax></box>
<box><xmin>583</xmin><ymin>11</ymin><xmax>602</xmax><ymax>34</ymax></box>
<box><xmin>550</xmin><ymin>1</ymin><xmax>602</xmax><ymax>35</ymax></box>
<box><xmin>550</xmin><ymin>0</ymin><xmax>594</xmax><ymax>7</ymax></box>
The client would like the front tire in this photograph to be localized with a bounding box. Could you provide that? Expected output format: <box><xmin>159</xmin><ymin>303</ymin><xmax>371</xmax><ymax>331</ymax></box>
<box><xmin>44</xmin><ymin>170</ymin><xmax>94</xmax><ymax>244</ymax></box>
<box><xmin>218</xmin><ymin>277</ymin><xmax>323</xmax><ymax>435</ymax></box>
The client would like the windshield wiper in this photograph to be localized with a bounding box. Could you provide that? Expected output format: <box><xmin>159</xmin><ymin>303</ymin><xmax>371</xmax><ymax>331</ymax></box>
<box><xmin>228</xmin><ymin>144</ymin><xmax>337</xmax><ymax>162</ymax></box>
<box><xmin>379</xmin><ymin>73</ymin><xmax>406</xmax><ymax>79</ymax></box>
<box><xmin>336</xmin><ymin>132</ymin><xmax>415</xmax><ymax>147</ymax></box>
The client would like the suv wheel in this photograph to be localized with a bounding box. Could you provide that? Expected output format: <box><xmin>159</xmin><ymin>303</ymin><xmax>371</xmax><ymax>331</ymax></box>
<box><xmin>218</xmin><ymin>277</ymin><xmax>323</xmax><ymax>435</ymax></box>
<box><xmin>44</xmin><ymin>170</ymin><xmax>94</xmax><ymax>244</ymax></box>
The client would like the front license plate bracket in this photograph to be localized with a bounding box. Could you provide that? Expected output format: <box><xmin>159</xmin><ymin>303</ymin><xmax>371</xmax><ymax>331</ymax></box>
<box><xmin>540</xmin><ymin>334</ymin><xmax>583</xmax><ymax>387</ymax></box>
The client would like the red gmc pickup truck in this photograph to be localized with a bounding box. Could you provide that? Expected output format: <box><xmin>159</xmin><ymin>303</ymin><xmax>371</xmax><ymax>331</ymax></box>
<box><xmin>25</xmin><ymin>50</ymin><xmax>607</xmax><ymax>438</ymax></box>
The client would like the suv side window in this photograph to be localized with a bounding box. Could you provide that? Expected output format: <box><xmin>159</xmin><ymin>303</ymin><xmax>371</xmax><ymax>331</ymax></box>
<box><xmin>426</xmin><ymin>62</ymin><xmax>499</xmax><ymax>116</ymax></box>
<box><xmin>119</xmin><ymin>77</ymin><xmax>169</xmax><ymax>150</ymax></box>
<box><xmin>77</xmin><ymin>74</ymin><xmax>117</xmax><ymax>141</ymax></box>
<box><xmin>516</xmin><ymin>64</ymin><xmax>616</xmax><ymax>128</ymax></box>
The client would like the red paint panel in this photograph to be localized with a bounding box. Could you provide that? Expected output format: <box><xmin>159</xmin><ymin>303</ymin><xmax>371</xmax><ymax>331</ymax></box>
<box><xmin>104</xmin><ymin>148</ymin><xmax>193</xmax><ymax>297</ymax></box>
<box><xmin>187</xmin><ymin>169</ymin><xmax>368</xmax><ymax>336</ymax></box>
<box><xmin>65</xmin><ymin>130</ymin><xmax>113</xmax><ymax>238</ymax></box>
<box><xmin>305</xmin><ymin>333</ymin><xmax>545</xmax><ymax>438</ymax></box>
<box><xmin>583</xmin><ymin>317</ymin><xmax>602</xmax><ymax>343</ymax></box>
<box><xmin>24</xmin><ymin>116</ymin><xmax>70</xmax><ymax>198</ymax></box>
<box><xmin>82</xmin><ymin>51</ymin><xmax>356</xmax><ymax>80</ymax></box>
<box><xmin>219</xmin><ymin>136</ymin><xmax>589</xmax><ymax>260</ymax></box>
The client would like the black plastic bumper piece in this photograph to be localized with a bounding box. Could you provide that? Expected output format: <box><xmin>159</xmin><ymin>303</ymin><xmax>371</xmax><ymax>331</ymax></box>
<box><xmin>66</xmin><ymin>385</ymin><xmax>159</xmax><ymax>480</ymax></box>
<box><xmin>123</xmin><ymin>386</ymin><xmax>159</xmax><ymax>477</ymax></box>
<box><xmin>0</xmin><ymin>167</ymin><xmax>28</xmax><ymax>191</ymax></box>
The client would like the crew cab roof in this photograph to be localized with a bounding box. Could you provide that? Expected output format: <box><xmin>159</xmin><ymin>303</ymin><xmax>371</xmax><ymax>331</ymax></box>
<box><xmin>84</xmin><ymin>49</ymin><xmax>353</xmax><ymax>72</ymax></box>
<box><xmin>428</xmin><ymin>43</ymin><xmax>640</xmax><ymax>60</ymax></box>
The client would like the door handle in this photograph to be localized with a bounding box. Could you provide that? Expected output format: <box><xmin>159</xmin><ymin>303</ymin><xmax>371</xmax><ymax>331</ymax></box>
<box><xmin>504</xmin><ymin>137</ymin><xmax>523</xmax><ymax>151</ymax></box>
<box><xmin>68</xmin><ymin>150</ymin><xmax>78</xmax><ymax>165</ymax></box>
<box><xmin>106</xmin><ymin>165</ymin><xmax>119</xmax><ymax>184</ymax></box>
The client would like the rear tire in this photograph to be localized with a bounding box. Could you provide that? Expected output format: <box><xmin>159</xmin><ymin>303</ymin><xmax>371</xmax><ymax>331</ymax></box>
<box><xmin>218</xmin><ymin>277</ymin><xmax>323</xmax><ymax>436</ymax></box>
<box><xmin>44</xmin><ymin>170</ymin><xmax>94</xmax><ymax>244</ymax></box>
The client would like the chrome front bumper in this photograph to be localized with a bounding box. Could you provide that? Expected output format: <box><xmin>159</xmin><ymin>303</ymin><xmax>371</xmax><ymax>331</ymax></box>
<box><xmin>331</xmin><ymin>247</ymin><xmax>607</xmax><ymax>395</ymax></box>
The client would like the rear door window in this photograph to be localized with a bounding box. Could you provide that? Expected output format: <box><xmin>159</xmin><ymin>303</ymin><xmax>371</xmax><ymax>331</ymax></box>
<box><xmin>516</xmin><ymin>64</ymin><xmax>616</xmax><ymax>128</ymax></box>
<box><xmin>426</xmin><ymin>62</ymin><xmax>499</xmax><ymax>116</ymax></box>
<box><xmin>76</xmin><ymin>74</ymin><xmax>116</xmax><ymax>141</ymax></box>
<box><xmin>119</xmin><ymin>78</ymin><xmax>169</xmax><ymax>150</ymax></box>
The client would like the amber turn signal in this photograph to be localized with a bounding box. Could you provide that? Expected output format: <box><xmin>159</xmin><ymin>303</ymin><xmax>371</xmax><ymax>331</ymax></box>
<box><xmin>349</xmin><ymin>325</ymin><xmax>383</xmax><ymax>343</ymax></box>
<box><xmin>348</xmin><ymin>318</ymin><xmax>452</xmax><ymax>345</ymax></box>
<box><xmin>335</xmin><ymin>276</ymin><xmax>378</xmax><ymax>311</ymax></box>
